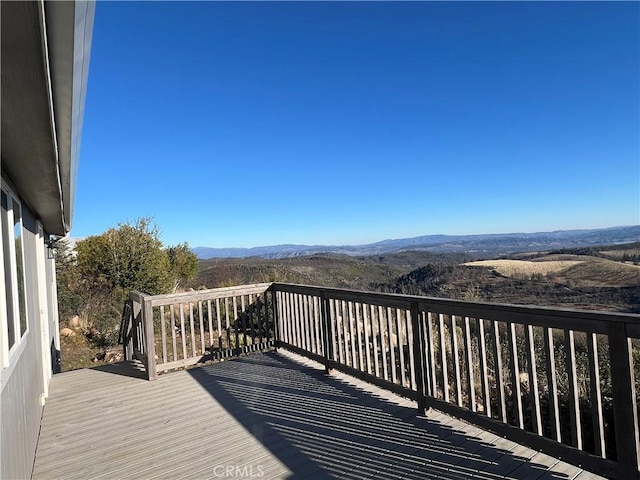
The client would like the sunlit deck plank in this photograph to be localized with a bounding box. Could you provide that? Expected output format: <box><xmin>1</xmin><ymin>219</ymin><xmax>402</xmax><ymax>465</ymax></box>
<box><xmin>33</xmin><ymin>350</ymin><xmax>603</xmax><ymax>480</ymax></box>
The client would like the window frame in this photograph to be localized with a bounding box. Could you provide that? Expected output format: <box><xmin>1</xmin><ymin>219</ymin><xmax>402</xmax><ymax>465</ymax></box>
<box><xmin>0</xmin><ymin>182</ymin><xmax>30</xmax><ymax>370</ymax></box>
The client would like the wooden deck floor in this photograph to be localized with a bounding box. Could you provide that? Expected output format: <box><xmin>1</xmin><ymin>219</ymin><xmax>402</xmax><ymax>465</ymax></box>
<box><xmin>32</xmin><ymin>350</ymin><xmax>604</xmax><ymax>480</ymax></box>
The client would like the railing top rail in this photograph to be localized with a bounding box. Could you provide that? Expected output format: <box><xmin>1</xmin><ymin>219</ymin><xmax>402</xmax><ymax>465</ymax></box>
<box><xmin>147</xmin><ymin>283</ymin><xmax>272</xmax><ymax>307</ymax></box>
<box><xmin>271</xmin><ymin>282</ymin><xmax>640</xmax><ymax>331</ymax></box>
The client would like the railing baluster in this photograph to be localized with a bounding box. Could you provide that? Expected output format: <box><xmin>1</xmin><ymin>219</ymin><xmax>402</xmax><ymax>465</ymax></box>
<box><xmin>587</xmin><ymin>332</ymin><xmax>605</xmax><ymax>458</ymax></box>
<box><xmin>378</xmin><ymin>305</ymin><xmax>389</xmax><ymax>381</ymax></box>
<box><xmin>477</xmin><ymin>317</ymin><xmax>490</xmax><ymax>418</ymax></box>
<box><xmin>438</xmin><ymin>313</ymin><xmax>449</xmax><ymax>402</ymax></box>
<box><xmin>348</xmin><ymin>302</ymin><xmax>357</xmax><ymax>368</ymax></box>
<box><xmin>451</xmin><ymin>314</ymin><xmax>462</xmax><ymax>407</ymax></box>
<box><xmin>406</xmin><ymin>309</ymin><xmax>417</xmax><ymax>390</ymax></box>
<box><xmin>463</xmin><ymin>315</ymin><xmax>476</xmax><ymax>412</ymax></box>
<box><xmin>356</xmin><ymin>303</ymin><xmax>364</xmax><ymax>372</ymax></box>
<box><xmin>329</xmin><ymin>299</ymin><xmax>339</xmax><ymax>363</ymax></box>
<box><xmin>508</xmin><ymin>322</ymin><xmax>524</xmax><ymax>429</ymax></box>
<box><xmin>248</xmin><ymin>294</ymin><xmax>255</xmax><ymax>349</ymax></box>
<box><xmin>215</xmin><ymin>298</ymin><xmax>222</xmax><ymax>352</ymax></box>
<box><xmin>224</xmin><ymin>297</ymin><xmax>230</xmax><ymax>353</ymax></box>
<box><xmin>564</xmin><ymin>329</ymin><xmax>582</xmax><ymax>449</ymax></box>
<box><xmin>179</xmin><ymin>303</ymin><xmax>187</xmax><ymax>360</ymax></box>
<box><xmin>198</xmin><ymin>300</ymin><xmax>205</xmax><ymax>355</ymax></box>
<box><xmin>543</xmin><ymin>326</ymin><xmax>561</xmax><ymax>442</ymax></box>
<box><xmin>371</xmin><ymin>304</ymin><xmax>380</xmax><ymax>378</ymax></box>
<box><xmin>397</xmin><ymin>308</ymin><xmax>406</xmax><ymax>387</ymax></box>
<box><xmin>207</xmin><ymin>299</ymin><xmax>214</xmax><ymax>349</ymax></box>
<box><xmin>189</xmin><ymin>302</ymin><xmax>197</xmax><ymax>357</ymax></box>
<box><xmin>170</xmin><ymin>304</ymin><xmax>177</xmax><ymax>362</ymax></box>
<box><xmin>388</xmin><ymin>307</ymin><xmax>397</xmax><ymax>385</ymax></box>
<box><xmin>160</xmin><ymin>305</ymin><xmax>167</xmax><ymax>364</ymax></box>
<box><xmin>410</xmin><ymin>301</ymin><xmax>427</xmax><ymax>414</ymax></box>
<box><xmin>525</xmin><ymin>324</ymin><xmax>542</xmax><ymax>435</ymax></box>
<box><xmin>492</xmin><ymin>320</ymin><xmax>507</xmax><ymax>422</ymax></box>
<box><xmin>426</xmin><ymin>311</ymin><xmax>437</xmax><ymax>398</ymax></box>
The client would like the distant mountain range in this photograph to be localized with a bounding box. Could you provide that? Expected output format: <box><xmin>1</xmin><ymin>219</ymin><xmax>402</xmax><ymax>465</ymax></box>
<box><xmin>192</xmin><ymin>225</ymin><xmax>640</xmax><ymax>259</ymax></box>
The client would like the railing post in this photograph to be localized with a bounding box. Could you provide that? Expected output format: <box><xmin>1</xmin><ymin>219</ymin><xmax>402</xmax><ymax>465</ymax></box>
<box><xmin>608</xmin><ymin>322</ymin><xmax>639</xmax><ymax>478</ymax></box>
<box><xmin>410</xmin><ymin>301</ymin><xmax>428</xmax><ymax>414</ymax></box>
<box><xmin>320</xmin><ymin>291</ymin><xmax>333</xmax><ymax>373</ymax></box>
<box><xmin>143</xmin><ymin>297</ymin><xmax>157</xmax><ymax>381</ymax></box>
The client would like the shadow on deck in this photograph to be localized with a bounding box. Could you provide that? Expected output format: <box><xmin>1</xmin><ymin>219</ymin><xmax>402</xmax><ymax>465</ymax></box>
<box><xmin>32</xmin><ymin>350</ymin><xmax>602</xmax><ymax>479</ymax></box>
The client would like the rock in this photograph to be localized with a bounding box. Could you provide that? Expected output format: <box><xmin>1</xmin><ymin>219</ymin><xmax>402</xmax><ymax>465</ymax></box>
<box><xmin>68</xmin><ymin>315</ymin><xmax>81</xmax><ymax>328</ymax></box>
<box><xmin>60</xmin><ymin>327</ymin><xmax>75</xmax><ymax>337</ymax></box>
<box><xmin>103</xmin><ymin>348</ymin><xmax>124</xmax><ymax>363</ymax></box>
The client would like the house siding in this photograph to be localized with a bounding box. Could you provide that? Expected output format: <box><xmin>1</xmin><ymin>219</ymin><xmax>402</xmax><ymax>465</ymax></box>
<box><xmin>1</xmin><ymin>200</ymin><xmax>59</xmax><ymax>479</ymax></box>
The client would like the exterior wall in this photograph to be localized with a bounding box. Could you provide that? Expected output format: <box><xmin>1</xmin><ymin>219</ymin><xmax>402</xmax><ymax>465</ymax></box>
<box><xmin>1</xmin><ymin>193</ymin><xmax>59</xmax><ymax>479</ymax></box>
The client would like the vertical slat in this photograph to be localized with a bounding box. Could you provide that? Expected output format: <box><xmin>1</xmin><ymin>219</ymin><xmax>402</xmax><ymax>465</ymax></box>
<box><xmin>143</xmin><ymin>298</ymin><xmax>157</xmax><ymax>380</ymax></box>
<box><xmin>438</xmin><ymin>313</ymin><xmax>449</xmax><ymax>402</ymax></box>
<box><xmin>257</xmin><ymin>294</ymin><xmax>264</xmax><ymax>345</ymax></box>
<box><xmin>224</xmin><ymin>297</ymin><xmax>230</xmax><ymax>352</ymax></box>
<box><xmin>371</xmin><ymin>304</ymin><xmax>380</xmax><ymax>378</ymax></box>
<box><xmin>396</xmin><ymin>308</ymin><xmax>406</xmax><ymax>387</ymax></box>
<box><xmin>232</xmin><ymin>296</ymin><xmax>239</xmax><ymax>351</ymax></box>
<box><xmin>608</xmin><ymin>322</ymin><xmax>640</xmax><ymax>478</ymax></box>
<box><xmin>564</xmin><ymin>329</ymin><xmax>582</xmax><ymax>449</ymax></box>
<box><xmin>170</xmin><ymin>304</ymin><xmax>177</xmax><ymax>362</ymax></box>
<box><xmin>406</xmin><ymin>309</ymin><xmax>417</xmax><ymax>390</ymax></box>
<box><xmin>387</xmin><ymin>307</ymin><xmax>397</xmax><ymax>384</ymax></box>
<box><xmin>362</xmin><ymin>302</ymin><xmax>372</xmax><ymax>374</ymax></box>
<box><xmin>330</xmin><ymin>299</ymin><xmax>339</xmax><ymax>362</ymax></box>
<box><xmin>342</xmin><ymin>301</ymin><xmax>351</xmax><ymax>366</ymax></box>
<box><xmin>543</xmin><ymin>327</ymin><xmax>561</xmax><ymax>442</ymax></box>
<box><xmin>410</xmin><ymin>301</ymin><xmax>427</xmax><ymax>414</ymax></box>
<box><xmin>296</xmin><ymin>294</ymin><xmax>304</xmax><ymax>350</ymax></box>
<box><xmin>314</xmin><ymin>296</ymin><xmax>323</xmax><ymax>356</ymax></box>
<box><xmin>207</xmin><ymin>300</ymin><xmax>214</xmax><ymax>348</ymax></box>
<box><xmin>451</xmin><ymin>315</ymin><xmax>462</xmax><ymax>406</ymax></box>
<box><xmin>305</xmin><ymin>295</ymin><xmax>313</xmax><ymax>353</ymax></box>
<box><xmin>198</xmin><ymin>301</ymin><xmax>205</xmax><ymax>355</ymax></box>
<box><xmin>525</xmin><ymin>324</ymin><xmax>542</xmax><ymax>435</ymax></box>
<box><xmin>378</xmin><ymin>305</ymin><xmax>389</xmax><ymax>381</ymax></box>
<box><xmin>244</xmin><ymin>293</ymin><xmax>254</xmax><ymax>350</ymax></box>
<box><xmin>348</xmin><ymin>302</ymin><xmax>357</xmax><ymax>368</ymax></box>
<box><xmin>508</xmin><ymin>322</ymin><xmax>524</xmax><ymax>429</ymax></box>
<box><xmin>426</xmin><ymin>312</ymin><xmax>437</xmax><ymax>397</ymax></box>
<box><xmin>293</xmin><ymin>294</ymin><xmax>301</xmax><ymax>348</ymax></box>
<box><xmin>215</xmin><ymin>298</ymin><xmax>222</xmax><ymax>351</ymax></box>
<box><xmin>320</xmin><ymin>293</ymin><xmax>333</xmax><ymax>370</ymax></box>
<box><xmin>491</xmin><ymin>320</ymin><xmax>507</xmax><ymax>422</ymax></box>
<box><xmin>356</xmin><ymin>303</ymin><xmax>364</xmax><ymax>371</ymax></box>
<box><xmin>463</xmin><ymin>316</ymin><xmax>476</xmax><ymax>412</ymax></box>
<box><xmin>179</xmin><ymin>303</ymin><xmax>187</xmax><ymax>360</ymax></box>
<box><xmin>280</xmin><ymin>292</ymin><xmax>288</xmax><ymax>344</ymax></box>
<box><xmin>241</xmin><ymin>295</ymin><xmax>247</xmax><ymax>351</ymax></box>
<box><xmin>477</xmin><ymin>318</ymin><xmax>491</xmax><ymax>418</ymax></box>
<box><xmin>189</xmin><ymin>302</ymin><xmax>197</xmax><ymax>357</ymax></box>
<box><xmin>587</xmin><ymin>332</ymin><xmax>606</xmax><ymax>458</ymax></box>
<box><xmin>337</xmin><ymin>300</ymin><xmax>346</xmax><ymax>364</ymax></box>
<box><xmin>159</xmin><ymin>305</ymin><xmax>167</xmax><ymax>364</ymax></box>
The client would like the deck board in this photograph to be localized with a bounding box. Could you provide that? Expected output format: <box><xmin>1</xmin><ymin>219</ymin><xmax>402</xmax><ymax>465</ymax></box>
<box><xmin>32</xmin><ymin>350</ymin><xmax>603</xmax><ymax>480</ymax></box>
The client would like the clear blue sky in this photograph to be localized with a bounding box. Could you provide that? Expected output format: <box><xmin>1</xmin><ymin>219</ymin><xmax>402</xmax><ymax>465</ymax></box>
<box><xmin>75</xmin><ymin>1</ymin><xmax>639</xmax><ymax>248</ymax></box>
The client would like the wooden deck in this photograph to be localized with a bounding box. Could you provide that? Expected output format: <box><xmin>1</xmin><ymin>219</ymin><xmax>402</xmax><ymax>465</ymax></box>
<box><xmin>32</xmin><ymin>350</ymin><xmax>604</xmax><ymax>480</ymax></box>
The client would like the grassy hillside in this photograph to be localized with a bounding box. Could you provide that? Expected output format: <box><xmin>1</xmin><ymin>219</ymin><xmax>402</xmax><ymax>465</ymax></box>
<box><xmin>193</xmin><ymin>244</ymin><xmax>639</xmax><ymax>313</ymax></box>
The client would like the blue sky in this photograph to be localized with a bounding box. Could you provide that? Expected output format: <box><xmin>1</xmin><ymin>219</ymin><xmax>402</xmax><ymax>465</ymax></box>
<box><xmin>76</xmin><ymin>1</ymin><xmax>639</xmax><ymax>248</ymax></box>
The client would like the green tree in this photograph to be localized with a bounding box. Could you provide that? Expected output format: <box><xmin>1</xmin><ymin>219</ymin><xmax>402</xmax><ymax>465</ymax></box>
<box><xmin>166</xmin><ymin>242</ymin><xmax>199</xmax><ymax>290</ymax></box>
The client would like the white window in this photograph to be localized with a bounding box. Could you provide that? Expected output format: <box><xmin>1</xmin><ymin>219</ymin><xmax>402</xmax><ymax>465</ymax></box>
<box><xmin>1</xmin><ymin>188</ymin><xmax>28</xmax><ymax>356</ymax></box>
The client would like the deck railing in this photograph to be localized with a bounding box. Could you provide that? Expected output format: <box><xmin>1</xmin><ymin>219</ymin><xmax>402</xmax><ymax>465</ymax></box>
<box><xmin>122</xmin><ymin>283</ymin><xmax>275</xmax><ymax>378</ymax></box>
<box><xmin>124</xmin><ymin>282</ymin><xmax>640</xmax><ymax>478</ymax></box>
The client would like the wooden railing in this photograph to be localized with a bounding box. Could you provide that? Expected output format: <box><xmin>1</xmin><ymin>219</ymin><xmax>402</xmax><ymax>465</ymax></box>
<box><xmin>122</xmin><ymin>283</ymin><xmax>275</xmax><ymax>378</ymax></box>
<box><xmin>272</xmin><ymin>283</ymin><xmax>640</xmax><ymax>479</ymax></box>
<box><xmin>123</xmin><ymin>282</ymin><xmax>640</xmax><ymax>478</ymax></box>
